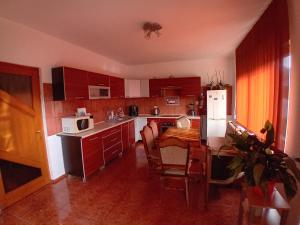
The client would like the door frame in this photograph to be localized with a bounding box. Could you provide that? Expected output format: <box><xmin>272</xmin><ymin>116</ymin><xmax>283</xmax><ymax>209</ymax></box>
<box><xmin>0</xmin><ymin>61</ymin><xmax>50</xmax><ymax>209</ymax></box>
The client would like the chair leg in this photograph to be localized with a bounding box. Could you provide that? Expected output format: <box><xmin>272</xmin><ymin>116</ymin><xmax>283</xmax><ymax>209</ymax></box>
<box><xmin>185</xmin><ymin>177</ymin><xmax>189</xmax><ymax>207</ymax></box>
<box><xmin>204</xmin><ymin>177</ymin><xmax>209</xmax><ymax>209</ymax></box>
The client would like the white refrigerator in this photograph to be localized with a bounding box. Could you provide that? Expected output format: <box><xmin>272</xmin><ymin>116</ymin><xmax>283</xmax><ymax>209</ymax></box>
<box><xmin>207</xmin><ymin>90</ymin><xmax>227</xmax><ymax>137</ymax></box>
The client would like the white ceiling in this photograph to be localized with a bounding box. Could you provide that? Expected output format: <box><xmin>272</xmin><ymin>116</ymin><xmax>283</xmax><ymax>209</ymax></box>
<box><xmin>0</xmin><ymin>0</ymin><xmax>271</xmax><ymax>65</ymax></box>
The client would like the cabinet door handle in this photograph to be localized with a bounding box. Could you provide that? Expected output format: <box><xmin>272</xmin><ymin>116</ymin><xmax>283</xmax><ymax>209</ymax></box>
<box><xmin>75</xmin><ymin>96</ymin><xmax>85</xmax><ymax>99</ymax></box>
<box><xmin>97</xmin><ymin>83</ymin><xmax>104</xmax><ymax>86</ymax></box>
<box><xmin>111</xmin><ymin>137</ymin><xmax>118</xmax><ymax>142</ymax></box>
<box><xmin>88</xmin><ymin>137</ymin><xmax>99</xmax><ymax>141</ymax></box>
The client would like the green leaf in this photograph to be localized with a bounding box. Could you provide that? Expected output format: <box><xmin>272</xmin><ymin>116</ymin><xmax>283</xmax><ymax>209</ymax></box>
<box><xmin>284</xmin><ymin>157</ymin><xmax>300</xmax><ymax>182</ymax></box>
<box><xmin>253</xmin><ymin>164</ymin><xmax>265</xmax><ymax>185</ymax></box>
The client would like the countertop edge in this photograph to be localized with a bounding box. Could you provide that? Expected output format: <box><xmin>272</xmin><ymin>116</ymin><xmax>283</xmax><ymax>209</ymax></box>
<box><xmin>57</xmin><ymin>118</ymin><xmax>135</xmax><ymax>138</ymax></box>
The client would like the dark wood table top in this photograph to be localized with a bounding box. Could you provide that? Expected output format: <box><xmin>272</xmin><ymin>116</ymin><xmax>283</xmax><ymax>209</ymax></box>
<box><xmin>160</xmin><ymin>127</ymin><xmax>200</xmax><ymax>146</ymax></box>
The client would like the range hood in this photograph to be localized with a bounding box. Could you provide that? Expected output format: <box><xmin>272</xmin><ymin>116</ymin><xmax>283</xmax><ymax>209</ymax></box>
<box><xmin>161</xmin><ymin>86</ymin><xmax>181</xmax><ymax>97</ymax></box>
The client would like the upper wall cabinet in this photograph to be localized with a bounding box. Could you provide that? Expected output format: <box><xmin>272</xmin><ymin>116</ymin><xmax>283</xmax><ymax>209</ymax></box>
<box><xmin>87</xmin><ymin>72</ymin><xmax>109</xmax><ymax>86</ymax></box>
<box><xmin>110</xmin><ymin>76</ymin><xmax>125</xmax><ymax>98</ymax></box>
<box><xmin>125</xmin><ymin>79</ymin><xmax>149</xmax><ymax>98</ymax></box>
<box><xmin>52</xmin><ymin>67</ymin><xmax>88</xmax><ymax>101</ymax></box>
<box><xmin>149</xmin><ymin>77</ymin><xmax>201</xmax><ymax>97</ymax></box>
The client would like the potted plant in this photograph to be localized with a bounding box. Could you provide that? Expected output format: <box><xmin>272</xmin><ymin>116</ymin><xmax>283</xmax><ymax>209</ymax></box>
<box><xmin>227</xmin><ymin>120</ymin><xmax>300</xmax><ymax>199</ymax></box>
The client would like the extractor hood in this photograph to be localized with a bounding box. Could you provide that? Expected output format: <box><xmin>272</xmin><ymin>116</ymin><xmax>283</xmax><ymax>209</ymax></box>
<box><xmin>161</xmin><ymin>86</ymin><xmax>181</xmax><ymax>97</ymax></box>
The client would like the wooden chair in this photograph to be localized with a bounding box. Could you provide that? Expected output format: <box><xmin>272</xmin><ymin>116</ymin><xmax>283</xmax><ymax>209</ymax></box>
<box><xmin>149</xmin><ymin>120</ymin><xmax>159</xmax><ymax>139</ymax></box>
<box><xmin>176</xmin><ymin>116</ymin><xmax>191</xmax><ymax>129</ymax></box>
<box><xmin>158</xmin><ymin>137</ymin><xmax>190</xmax><ymax>206</ymax></box>
<box><xmin>140</xmin><ymin>126</ymin><xmax>161</xmax><ymax>173</ymax></box>
<box><xmin>189</xmin><ymin>144</ymin><xmax>209</xmax><ymax>209</ymax></box>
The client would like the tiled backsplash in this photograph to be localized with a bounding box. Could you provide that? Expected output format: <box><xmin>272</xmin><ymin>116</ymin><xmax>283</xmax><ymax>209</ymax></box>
<box><xmin>124</xmin><ymin>97</ymin><xmax>196</xmax><ymax>115</ymax></box>
<box><xmin>43</xmin><ymin>83</ymin><xmax>198</xmax><ymax>136</ymax></box>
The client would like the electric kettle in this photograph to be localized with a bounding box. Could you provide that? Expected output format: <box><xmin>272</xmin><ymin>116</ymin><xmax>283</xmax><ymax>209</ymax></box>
<box><xmin>151</xmin><ymin>106</ymin><xmax>160</xmax><ymax>115</ymax></box>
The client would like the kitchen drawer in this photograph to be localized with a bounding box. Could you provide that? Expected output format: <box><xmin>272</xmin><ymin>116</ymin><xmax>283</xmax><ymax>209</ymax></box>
<box><xmin>102</xmin><ymin>131</ymin><xmax>122</xmax><ymax>150</ymax></box>
<box><xmin>104</xmin><ymin>142</ymin><xmax>122</xmax><ymax>163</ymax></box>
<box><xmin>82</xmin><ymin>134</ymin><xmax>101</xmax><ymax>152</ymax></box>
<box><xmin>101</xmin><ymin>125</ymin><xmax>121</xmax><ymax>137</ymax></box>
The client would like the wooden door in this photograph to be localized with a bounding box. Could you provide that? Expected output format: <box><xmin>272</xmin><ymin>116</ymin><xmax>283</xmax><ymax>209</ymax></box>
<box><xmin>0</xmin><ymin>61</ymin><xmax>50</xmax><ymax>209</ymax></box>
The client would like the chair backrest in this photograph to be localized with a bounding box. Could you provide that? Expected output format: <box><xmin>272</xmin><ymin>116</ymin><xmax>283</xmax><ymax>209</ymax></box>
<box><xmin>176</xmin><ymin>116</ymin><xmax>191</xmax><ymax>129</ymax></box>
<box><xmin>149</xmin><ymin>120</ymin><xmax>159</xmax><ymax>139</ymax></box>
<box><xmin>140</xmin><ymin>125</ymin><xmax>155</xmax><ymax>156</ymax></box>
<box><xmin>159</xmin><ymin>137</ymin><xmax>190</xmax><ymax>174</ymax></box>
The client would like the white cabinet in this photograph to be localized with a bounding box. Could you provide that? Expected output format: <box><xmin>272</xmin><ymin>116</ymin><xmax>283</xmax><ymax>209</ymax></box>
<box><xmin>125</xmin><ymin>79</ymin><xmax>149</xmax><ymax>98</ymax></box>
<box><xmin>140</xmin><ymin>80</ymin><xmax>149</xmax><ymax>97</ymax></box>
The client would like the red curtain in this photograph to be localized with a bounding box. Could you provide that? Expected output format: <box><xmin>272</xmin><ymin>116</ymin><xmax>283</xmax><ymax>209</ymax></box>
<box><xmin>236</xmin><ymin>0</ymin><xmax>289</xmax><ymax>150</ymax></box>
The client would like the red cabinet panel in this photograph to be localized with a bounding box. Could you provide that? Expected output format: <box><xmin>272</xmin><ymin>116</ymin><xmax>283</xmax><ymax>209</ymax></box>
<box><xmin>52</xmin><ymin>67</ymin><xmax>88</xmax><ymax>100</ymax></box>
<box><xmin>87</xmin><ymin>72</ymin><xmax>109</xmax><ymax>86</ymax></box>
<box><xmin>102</xmin><ymin>131</ymin><xmax>122</xmax><ymax>149</ymax></box>
<box><xmin>128</xmin><ymin>120</ymin><xmax>135</xmax><ymax>149</ymax></box>
<box><xmin>149</xmin><ymin>77</ymin><xmax>201</xmax><ymax>97</ymax></box>
<box><xmin>178</xmin><ymin>77</ymin><xmax>201</xmax><ymax>96</ymax></box>
<box><xmin>149</xmin><ymin>79</ymin><xmax>162</xmax><ymax>97</ymax></box>
<box><xmin>82</xmin><ymin>133</ymin><xmax>104</xmax><ymax>177</ymax></box>
<box><xmin>110</xmin><ymin>76</ymin><xmax>125</xmax><ymax>98</ymax></box>
<box><xmin>122</xmin><ymin>123</ymin><xmax>129</xmax><ymax>152</ymax></box>
<box><xmin>101</xmin><ymin>125</ymin><xmax>122</xmax><ymax>163</ymax></box>
<box><xmin>103</xmin><ymin>142</ymin><xmax>122</xmax><ymax>162</ymax></box>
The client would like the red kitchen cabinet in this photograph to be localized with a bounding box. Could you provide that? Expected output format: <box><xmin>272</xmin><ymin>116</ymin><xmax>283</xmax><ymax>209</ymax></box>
<box><xmin>129</xmin><ymin>120</ymin><xmax>135</xmax><ymax>149</ymax></box>
<box><xmin>110</xmin><ymin>76</ymin><xmax>125</xmax><ymax>98</ymax></box>
<box><xmin>179</xmin><ymin>77</ymin><xmax>201</xmax><ymax>96</ymax></box>
<box><xmin>122</xmin><ymin>122</ymin><xmax>130</xmax><ymax>152</ymax></box>
<box><xmin>149</xmin><ymin>77</ymin><xmax>201</xmax><ymax>97</ymax></box>
<box><xmin>87</xmin><ymin>71</ymin><xmax>109</xmax><ymax>86</ymax></box>
<box><xmin>52</xmin><ymin>67</ymin><xmax>88</xmax><ymax>100</ymax></box>
<box><xmin>82</xmin><ymin>133</ymin><xmax>104</xmax><ymax>177</ymax></box>
<box><xmin>149</xmin><ymin>79</ymin><xmax>162</xmax><ymax>97</ymax></box>
<box><xmin>101</xmin><ymin>125</ymin><xmax>123</xmax><ymax>163</ymax></box>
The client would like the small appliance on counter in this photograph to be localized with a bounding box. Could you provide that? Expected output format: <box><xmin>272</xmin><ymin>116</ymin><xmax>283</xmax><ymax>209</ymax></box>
<box><xmin>128</xmin><ymin>105</ymin><xmax>139</xmax><ymax>116</ymax></box>
<box><xmin>151</xmin><ymin>106</ymin><xmax>160</xmax><ymax>115</ymax></box>
<box><xmin>62</xmin><ymin>108</ymin><xmax>94</xmax><ymax>133</ymax></box>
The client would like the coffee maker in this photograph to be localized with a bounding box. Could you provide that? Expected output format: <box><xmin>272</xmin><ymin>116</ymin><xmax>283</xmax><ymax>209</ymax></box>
<box><xmin>128</xmin><ymin>105</ymin><xmax>139</xmax><ymax>116</ymax></box>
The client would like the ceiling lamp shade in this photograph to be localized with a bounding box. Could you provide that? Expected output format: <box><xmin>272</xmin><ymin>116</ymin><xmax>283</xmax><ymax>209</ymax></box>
<box><xmin>143</xmin><ymin>22</ymin><xmax>162</xmax><ymax>39</ymax></box>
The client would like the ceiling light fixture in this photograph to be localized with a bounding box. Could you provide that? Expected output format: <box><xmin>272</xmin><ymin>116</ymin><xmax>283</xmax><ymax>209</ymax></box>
<box><xmin>143</xmin><ymin>22</ymin><xmax>162</xmax><ymax>39</ymax></box>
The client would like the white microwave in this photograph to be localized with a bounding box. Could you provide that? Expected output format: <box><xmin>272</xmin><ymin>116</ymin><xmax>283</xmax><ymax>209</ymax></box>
<box><xmin>61</xmin><ymin>116</ymin><xmax>94</xmax><ymax>133</ymax></box>
<box><xmin>88</xmin><ymin>85</ymin><xmax>110</xmax><ymax>99</ymax></box>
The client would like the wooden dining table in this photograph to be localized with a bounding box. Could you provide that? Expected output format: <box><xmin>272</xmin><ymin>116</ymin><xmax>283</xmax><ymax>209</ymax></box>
<box><xmin>160</xmin><ymin>127</ymin><xmax>201</xmax><ymax>147</ymax></box>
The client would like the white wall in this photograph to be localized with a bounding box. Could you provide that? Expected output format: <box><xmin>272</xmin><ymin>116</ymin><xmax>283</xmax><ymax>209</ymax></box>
<box><xmin>285</xmin><ymin>0</ymin><xmax>300</xmax><ymax>225</ymax></box>
<box><xmin>0</xmin><ymin>18</ymin><xmax>129</xmax><ymax>83</ymax></box>
<box><xmin>0</xmin><ymin>17</ymin><xmax>129</xmax><ymax>179</ymax></box>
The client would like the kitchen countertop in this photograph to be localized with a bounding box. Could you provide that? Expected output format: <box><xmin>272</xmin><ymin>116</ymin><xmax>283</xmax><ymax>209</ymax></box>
<box><xmin>138</xmin><ymin>114</ymin><xmax>201</xmax><ymax>119</ymax></box>
<box><xmin>57</xmin><ymin>114</ymin><xmax>200</xmax><ymax>138</ymax></box>
<box><xmin>58</xmin><ymin>117</ymin><xmax>135</xmax><ymax>138</ymax></box>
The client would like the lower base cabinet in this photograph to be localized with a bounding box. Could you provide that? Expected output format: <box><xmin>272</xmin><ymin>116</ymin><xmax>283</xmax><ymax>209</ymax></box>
<box><xmin>59</xmin><ymin>120</ymin><xmax>135</xmax><ymax>181</ymax></box>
